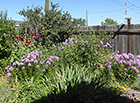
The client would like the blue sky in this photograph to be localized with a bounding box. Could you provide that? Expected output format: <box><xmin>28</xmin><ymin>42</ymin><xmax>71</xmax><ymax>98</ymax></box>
<box><xmin>1</xmin><ymin>0</ymin><xmax>140</xmax><ymax>25</ymax></box>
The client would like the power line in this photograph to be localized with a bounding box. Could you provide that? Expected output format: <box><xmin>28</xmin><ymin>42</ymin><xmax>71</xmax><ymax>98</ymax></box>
<box><xmin>126</xmin><ymin>0</ymin><xmax>140</xmax><ymax>8</ymax></box>
<box><xmin>88</xmin><ymin>8</ymin><xmax>124</xmax><ymax>13</ymax></box>
<box><xmin>109</xmin><ymin>0</ymin><xmax>124</xmax><ymax>7</ymax></box>
<box><xmin>71</xmin><ymin>0</ymin><xmax>85</xmax><ymax>16</ymax></box>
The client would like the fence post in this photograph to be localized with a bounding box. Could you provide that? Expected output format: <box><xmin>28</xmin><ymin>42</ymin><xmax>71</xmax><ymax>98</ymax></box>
<box><xmin>126</xmin><ymin>18</ymin><xmax>131</xmax><ymax>53</ymax></box>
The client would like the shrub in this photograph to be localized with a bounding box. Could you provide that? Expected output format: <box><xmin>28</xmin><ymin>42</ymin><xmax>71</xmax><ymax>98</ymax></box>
<box><xmin>18</xmin><ymin>2</ymin><xmax>78</xmax><ymax>46</ymax></box>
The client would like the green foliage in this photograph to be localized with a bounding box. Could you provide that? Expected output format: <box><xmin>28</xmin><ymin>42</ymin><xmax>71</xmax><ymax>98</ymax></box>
<box><xmin>0</xmin><ymin>10</ymin><xmax>17</xmax><ymax>59</ymax></box>
<box><xmin>36</xmin><ymin>64</ymin><xmax>105</xmax><ymax>103</ymax></box>
<box><xmin>101</xmin><ymin>18</ymin><xmax>118</xmax><ymax>26</ymax></box>
<box><xmin>0</xmin><ymin>76</ymin><xmax>16</xmax><ymax>103</ymax></box>
<box><xmin>18</xmin><ymin>2</ymin><xmax>78</xmax><ymax>46</ymax></box>
<box><xmin>73</xmin><ymin>18</ymin><xmax>86</xmax><ymax>26</ymax></box>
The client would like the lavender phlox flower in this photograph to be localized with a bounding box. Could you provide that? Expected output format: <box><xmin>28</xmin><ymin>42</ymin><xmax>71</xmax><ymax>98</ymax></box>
<box><xmin>12</xmin><ymin>61</ymin><xmax>18</xmax><ymax>66</ymax></box>
<box><xmin>27</xmin><ymin>54</ymin><xmax>31</xmax><ymax>58</ymax></box>
<box><xmin>22</xmin><ymin>67</ymin><xmax>25</xmax><ymax>69</ymax></box>
<box><xmin>97</xmin><ymin>45</ymin><xmax>100</xmax><ymax>47</ymax></box>
<box><xmin>137</xmin><ymin>55</ymin><xmax>140</xmax><ymax>59</ymax></box>
<box><xmin>36</xmin><ymin>65</ymin><xmax>40</xmax><ymax>68</ymax></box>
<box><xmin>109</xmin><ymin>46</ymin><xmax>112</xmax><ymax>48</ymax></box>
<box><xmin>103</xmin><ymin>45</ymin><xmax>107</xmax><ymax>47</ymax></box>
<box><xmin>24</xmin><ymin>58</ymin><xmax>30</xmax><ymax>63</ymax></box>
<box><xmin>122</xmin><ymin>53</ymin><xmax>129</xmax><ymax>59</ymax></box>
<box><xmin>138</xmin><ymin>64</ymin><xmax>140</xmax><ymax>67</ymax></box>
<box><xmin>46</xmin><ymin>61</ymin><xmax>51</xmax><ymax>65</ymax></box>
<box><xmin>138</xmin><ymin>75</ymin><xmax>140</xmax><ymax>78</ymax></box>
<box><xmin>109</xmin><ymin>56</ymin><xmax>113</xmax><ymax>60</ymax></box>
<box><xmin>58</xmin><ymin>46</ymin><xmax>64</xmax><ymax>50</ymax></box>
<box><xmin>23</xmin><ymin>55</ymin><xmax>25</xmax><ymax>58</ymax></box>
<box><xmin>32</xmin><ymin>55</ymin><xmax>37</xmax><ymax>59</ymax></box>
<box><xmin>28</xmin><ymin>63</ymin><xmax>32</xmax><ymax>66</ymax></box>
<box><xmin>105</xmin><ymin>64</ymin><xmax>107</xmax><ymax>66</ymax></box>
<box><xmin>119</xmin><ymin>60</ymin><xmax>123</xmax><ymax>64</ymax></box>
<box><xmin>108</xmin><ymin>62</ymin><xmax>111</xmax><ymax>64</ymax></box>
<box><xmin>41</xmin><ymin>55</ymin><xmax>44</xmax><ymax>58</ymax></box>
<box><xmin>117</xmin><ymin>51</ymin><xmax>120</xmax><ymax>54</ymax></box>
<box><xmin>62</xmin><ymin>41</ymin><xmax>68</xmax><ymax>45</ymax></box>
<box><xmin>9</xmin><ymin>67</ymin><xmax>13</xmax><ymax>71</ymax></box>
<box><xmin>36</xmin><ymin>53</ymin><xmax>40</xmax><ymax>57</ymax></box>
<box><xmin>18</xmin><ymin>62</ymin><xmax>24</xmax><ymax>66</ymax></box>
<box><xmin>115</xmin><ymin>57</ymin><xmax>119</xmax><ymax>61</ymax></box>
<box><xmin>7</xmin><ymin>73</ymin><xmax>12</xmax><ymax>77</ymax></box>
<box><xmin>20</xmin><ymin>59</ymin><xmax>25</xmax><ymax>62</ymax></box>
<box><xmin>43</xmin><ymin>69</ymin><xmax>46</xmax><ymax>72</ymax></box>
<box><xmin>35</xmin><ymin>50</ymin><xmax>39</xmax><ymax>54</ymax></box>
<box><xmin>45</xmin><ymin>64</ymin><xmax>48</xmax><ymax>67</ymax></box>
<box><xmin>135</xmin><ymin>59</ymin><xmax>140</xmax><ymax>64</ymax></box>
<box><xmin>97</xmin><ymin>63</ymin><xmax>100</xmax><ymax>65</ymax></box>
<box><xmin>129</xmin><ymin>59</ymin><xmax>133</xmax><ymax>63</ymax></box>
<box><xmin>135</xmin><ymin>69</ymin><xmax>139</xmax><ymax>73</ymax></box>
<box><xmin>127</xmin><ymin>61</ymin><xmax>131</xmax><ymax>66</ymax></box>
<box><xmin>100</xmin><ymin>60</ymin><xmax>104</xmax><ymax>63</ymax></box>
<box><xmin>5</xmin><ymin>66</ymin><xmax>10</xmax><ymax>70</ymax></box>
<box><xmin>100</xmin><ymin>41</ymin><xmax>104</xmax><ymax>45</ymax></box>
<box><xmin>30</xmin><ymin>58</ymin><xmax>34</xmax><ymax>62</ymax></box>
<box><xmin>68</xmin><ymin>38</ymin><xmax>73</xmax><ymax>43</ymax></box>
<box><xmin>68</xmin><ymin>45</ymin><xmax>72</xmax><ymax>48</ymax></box>
<box><xmin>40</xmin><ymin>60</ymin><xmax>46</xmax><ymax>64</ymax></box>
<box><xmin>107</xmin><ymin>65</ymin><xmax>111</xmax><ymax>69</ymax></box>
<box><xmin>124</xmin><ymin>68</ymin><xmax>127</xmax><ymax>71</ymax></box>
<box><xmin>49</xmin><ymin>56</ymin><xmax>59</xmax><ymax>62</ymax></box>
<box><xmin>81</xmin><ymin>47</ymin><xmax>85</xmax><ymax>50</ymax></box>
<box><xmin>39</xmin><ymin>51</ymin><xmax>42</xmax><ymax>54</ymax></box>
<box><xmin>106</xmin><ymin>42</ymin><xmax>111</xmax><ymax>47</ymax></box>
<box><xmin>128</xmin><ymin>53</ymin><xmax>134</xmax><ymax>58</ymax></box>
<box><xmin>131</xmin><ymin>66</ymin><xmax>137</xmax><ymax>70</ymax></box>
<box><xmin>75</xmin><ymin>40</ymin><xmax>78</xmax><ymax>43</ymax></box>
<box><xmin>122</xmin><ymin>60</ymin><xmax>126</xmax><ymax>64</ymax></box>
<box><xmin>34</xmin><ymin>60</ymin><xmax>38</xmax><ymax>64</ymax></box>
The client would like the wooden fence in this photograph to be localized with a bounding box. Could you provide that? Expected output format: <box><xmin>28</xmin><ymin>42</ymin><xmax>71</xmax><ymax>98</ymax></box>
<box><xmin>79</xmin><ymin>24</ymin><xmax>140</xmax><ymax>56</ymax></box>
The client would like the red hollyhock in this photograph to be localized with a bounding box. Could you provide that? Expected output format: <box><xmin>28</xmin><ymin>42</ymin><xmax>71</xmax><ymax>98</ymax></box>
<box><xmin>15</xmin><ymin>36</ymin><xmax>21</xmax><ymax>41</ymax></box>
<box><xmin>25</xmin><ymin>40</ymin><xmax>31</xmax><ymax>45</ymax></box>
<box><xmin>33</xmin><ymin>34</ymin><xmax>39</xmax><ymax>39</ymax></box>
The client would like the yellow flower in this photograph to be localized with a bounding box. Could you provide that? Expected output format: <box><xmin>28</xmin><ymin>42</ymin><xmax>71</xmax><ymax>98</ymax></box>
<box><xmin>111</xmin><ymin>83</ymin><xmax>113</xmax><ymax>85</ymax></box>
<box><xmin>0</xmin><ymin>83</ymin><xmax>2</xmax><ymax>86</ymax></box>
<box><xmin>2</xmin><ymin>76</ymin><xmax>4</xmax><ymax>81</ymax></box>
<box><xmin>0</xmin><ymin>81</ymin><xmax>1</xmax><ymax>83</ymax></box>
<box><xmin>7</xmin><ymin>81</ymin><xmax>9</xmax><ymax>83</ymax></box>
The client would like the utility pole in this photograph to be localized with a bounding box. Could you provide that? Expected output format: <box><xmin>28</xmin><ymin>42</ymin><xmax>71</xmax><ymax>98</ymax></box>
<box><xmin>86</xmin><ymin>10</ymin><xmax>88</xmax><ymax>26</ymax></box>
<box><xmin>45</xmin><ymin>0</ymin><xmax>49</xmax><ymax>14</ymax></box>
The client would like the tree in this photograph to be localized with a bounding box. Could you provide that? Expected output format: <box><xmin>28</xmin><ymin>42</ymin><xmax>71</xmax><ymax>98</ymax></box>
<box><xmin>73</xmin><ymin>18</ymin><xmax>86</xmax><ymax>26</ymax></box>
<box><xmin>101</xmin><ymin>18</ymin><xmax>118</xmax><ymax>26</ymax></box>
<box><xmin>18</xmin><ymin>3</ymin><xmax>78</xmax><ymax>46</ymax></box>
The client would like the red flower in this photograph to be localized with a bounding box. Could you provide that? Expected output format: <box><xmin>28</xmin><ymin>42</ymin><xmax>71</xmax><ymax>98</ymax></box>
<box><xmin>29</xmin><ymin>40</ymin><xmax>31</xmax><ymax>43</ymax></box>
<box><xmin>15</xmin><ymin>37</ymin><xmax>19</xmax><ymax>41</ymax></box>
<box><xmin>33</xmin><ymin>34</ymin><xmax>39</xmax><ymax>39</ymax></box>
<box><xmin>25</xmin><ymin>40</ymin><xmax>30</xmax><ymax>45</ymax></box>
<box><xmin>23</xmin><ymin>33</ymin><xmax>25</xmax><ymax>36</ymax></box>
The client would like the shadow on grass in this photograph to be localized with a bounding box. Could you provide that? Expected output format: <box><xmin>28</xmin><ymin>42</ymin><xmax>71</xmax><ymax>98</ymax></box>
<box><xmin>31</xmin><ymin>81</ymin><xmax>139</xmax><ymax>103</ymax></box>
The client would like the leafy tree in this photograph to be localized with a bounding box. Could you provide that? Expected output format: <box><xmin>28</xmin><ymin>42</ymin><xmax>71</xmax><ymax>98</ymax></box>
<box><xmin>73</xmin><ymin>18</ymin><xmax>86</xmax><ymax>26</ymax></box>
<box><xmin>101</xmin><ymin>18</ymin><xmax>118</xmax><ymax>26</ymax></box>
<box><xmin>18</xmin><ymin>2</ymin><xmax>78</xmax><ymax>46</ymax></box>
<box><xmin>0</xmin><ymin>10</ymin><xmax>16</xmax><ymax>59</ymax></box>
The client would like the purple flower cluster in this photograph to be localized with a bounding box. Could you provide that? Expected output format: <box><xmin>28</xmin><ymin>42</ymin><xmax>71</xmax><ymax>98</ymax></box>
<box><xmin>58</xmin><ymin>38</ymin><xmax>78</xmax><ymax>50</ymax></box>
<box><xmin>99</xmin><ymin>41</ymin><xmax>112</xmax><ymax>49</ymax></box>
<box><xmin>5</xmin><ymin>50</ymin><xmax>59</xmax><ymax>77</ymax></box>
<box><xmin>100</xmin><ymin>52</ymin><xmax>140</xmax><ymax>80</ymax></box>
